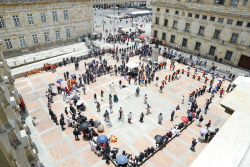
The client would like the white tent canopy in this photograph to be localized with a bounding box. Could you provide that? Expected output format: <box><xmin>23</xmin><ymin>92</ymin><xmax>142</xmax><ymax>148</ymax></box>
<box><xmin>126</xmin><ymin>61</ymin><xmax>139</xmax><ymax>69</ymax></box>
<box><xmin>232</xmin><ymin>76</ymin><xmax>250</xmax><ymax>85</ymax></box>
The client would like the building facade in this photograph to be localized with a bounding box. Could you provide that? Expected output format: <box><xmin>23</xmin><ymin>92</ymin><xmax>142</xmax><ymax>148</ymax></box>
<box><xmin>0</xmin><ymin>39</ymin><xmax>36</xmax><ymax>167</ymax></box>
<box><xmin>0</xmin><ymin>0</ymin><xmax>93</xmax><ymax>58</ymax></box>
<box><xmin>93</xmin><ymin>0</ymin><xmax>130</xmax><ymax>8</ymax></box>
<box><xmin>151</xmin><ymin>0</ymin><xmax>250</xmax><ymax>70</ymax></box>
<box><xmin>130</xmin><ymin>0</ymin><xmax>147</xmax><ymax>7</ymax></box>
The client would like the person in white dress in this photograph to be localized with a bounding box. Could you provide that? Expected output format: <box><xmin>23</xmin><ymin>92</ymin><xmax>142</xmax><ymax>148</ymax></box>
<box><xmin>112</xmin><ymin>82</ymin><xmax>115</xmax><ymax>92</ymax></box>
<box><xmin>109</xmin><ymin>84</ymin><xmax>113</xmax><ymax>94</ymax></box>
<box><xmin>66</xmin><ymin>115</ymin><xmax>70</xmax><ymax>127</ymax></box>
<box><xmin>66</xmin><ymin>95</ymin><xmax>71</xmax><ymax>104</ymax></box>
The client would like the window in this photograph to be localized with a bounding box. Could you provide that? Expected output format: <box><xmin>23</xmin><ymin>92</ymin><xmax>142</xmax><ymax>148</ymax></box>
<box><xmin>52</xmin><ymin>11</ymin><xmax>58</xmax><ymax>22</ymax></box>
<box><xmin>173</xmin><ymin>20</ymin><xmax>177</xmax><ymax>29</ymax></box>
<box><xmin>188</xmin><ymin>13</ymin><xmax>192</xmax><ymax>17</ymax></box>
<box><xmin>236</xmin><ymin>21</ymin><xmax>243</xmax><ymax>26</ymax></box>
<box><xmin>182</xmin><ymin>38</ymin><xmax>187</xmax><ymax>47</ymax></box>
<box><xmin>32</xmin><ymin>34</ymin><xmax>39</xmax><ymax>44</ymax></box>
<box><xmin>0</xmin><ymin>17</ymin><xmax>6</xmax><ymax>28</ymax></box>
<box><xmin>40</xmin><ymin>13</ymin><xmax>46</xmax><ymax>23</ymax></box>
<box><xmin>195</xmin><ymin>14</ymin><xmax>199</xmax><ymax>19</ymax></box>
<box><xmin>63</xmin><ymin>10</ymin><xmax>69</xmax><ymax>20</ymax></box>
<box><xmin>202</xmin><ymin>15</ymin><xmax>207</xmax><ymax>20</ymax></box>
<box><xmin>4</xmin><ymin>39</ymin><xmax>13</xmax><ymax>50</ymax></box>
<box><xmin>230</xmin><ymin>0</ymin><xmax>238</xmax><ymax>6</ymax></box>
<box><xmin>44</xmin><ymin>32</ymin><xmax>50</xmax><ymax>42</ymax></box>
<box><xmin>27</xmin><ymin>14</ymin><xmax>34</xmax><ymax>25</ymax></box>
<box><xmin>247</xmin><ymin>22</ymin><xmax>250</xmax><ymax>28</ymax></box>
<box><xmin>210</xmin><ymin>17</ymin><xmax>215</xmax><ymax>21</ymax></box>
<box><xmin>55</xmin><ymin>31</ymin><xmax>61</xmax><ymax>40</ymax></box>
<box><xmin>227</xmin><ymin>19</ymin><xmax>233</xmax><ymax>24</ymax></box>
<box><xmin>12</xmin><ymin>15</ymin><xmax>20</xmax><ymax>27</ymax></box>
<box><xmin>164</xmin><ymin>19</ymin><xmax>168</xmax><ymax>26</ymax></box>
<box><xmin>157</xmin><ymin>8</ymin><xmax>160</xmax><ymax>11</ymax></box>
<box><xmin>155</xmin><ymin>17</ymin><xmax>159</xmax><ymax>24</ymax></box>
<box><xmin>231</xmin><ymin>33</ymin><xmax>239</xmax><ymax>43</ymax></box>
<box><xmin>225</xmin><ymin>51</ymin><xmax>233</xmax><ymax>60</ymax></box>
<box><xmin>185</xmin><ymin>23</ymin><xmax>190</xmax><ymax>32</ymax></box>
<box><xmin>166</xmin><ymin>9</ymin><xmax>169</xmax><ymax>13</ymax></box>
<box><xmin>66</xmin><ymin>29</ymin><xmax>71</xmax><ymax>38</ymax></box>
<box><xmin>162</xmin><ymin>32</ymin><xmax>166</xmax><ymax>40</ymax></box>
<box><xmin>214</xmin><ymin>30</ymin><xmax>221</xmax><ymax>39</ymax></box>
<box><xmin>175</xmin><ymin>11</ymin><xmax>179</xmax><ymax>15</ymax></box>
<box><xmin>243</xmin><ymin>0</ymin><xmax>248</xmax><ymax>6</ymax></box>
<box><xmin>199</xmin><ymin>26</ymin><xmax>205</xmax><ymax>35</ymax></box>
<box><xmin>218</xmin><ymin>18</ymin><xmax>224</xmax><ymax>23</ymax></box>
<box><xmin>209</xmin><ymin>46</ymin><xmax>216</xmax><ymax>55</ymax></box>
<box><xmin>19</xmin><ymin>36</ymin><xmax>26</xmax><ymax>47</ymax></box>
<box><xmin>195</xmin><ymin>42</ymin><xmax>201</xmax><ymax>51</ymax></box>
<box><xmin>153</xmin><ymin>30</ymin><xmax>158</xmax><ymax>38</ymax></box>
<box><xmin>214</xmin><ymin>0</ymin><xmax>225</xmax><ymax>4</ymax></box>
<box><xmin>170</xmin><ymin>35</ymin><xmax>175</xmax><ymax>43</ymax></box>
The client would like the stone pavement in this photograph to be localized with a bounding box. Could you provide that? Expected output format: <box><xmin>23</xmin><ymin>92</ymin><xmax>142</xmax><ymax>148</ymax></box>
<box><xmin>16</xmin><ymin>53</ymin><xmax>231</xmax><ymax>167</ymax></box>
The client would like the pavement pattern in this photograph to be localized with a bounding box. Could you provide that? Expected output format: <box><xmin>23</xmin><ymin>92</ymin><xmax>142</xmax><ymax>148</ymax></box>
<box><xmin>17</xmin><ymin>53</ymin><xmax>231</xmax><ymax>167</ymax></box>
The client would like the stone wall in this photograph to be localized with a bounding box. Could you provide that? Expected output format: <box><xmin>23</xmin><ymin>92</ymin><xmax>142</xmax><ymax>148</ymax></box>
<box><xmin>151</xmin><ymin>0</ymin><xmax>250</xmax><ymax>67</ymax></box>
<box><xmin>0</xmin><ymin>40</ymin><xmax>36</xmax><ymax>167</ymax></box>
<box><xmin>0</xmin><ymin>0</ymin><xmax>93</xmax><ymax>57</ymax></box>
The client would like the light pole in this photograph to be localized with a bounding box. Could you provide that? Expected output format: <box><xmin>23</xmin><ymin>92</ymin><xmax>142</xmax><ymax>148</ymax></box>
<box><xmin>231</xmin><ymin>36</ymin><xmax>244</xmax><ymax>69</ymax></box>
<box><xmin>103</xmin><ymin>0</ymin><xmax>104</xmax><ymax>31</ymax></box>
<box><xmin>111</xmin><ymin>6</ymin><xmax>118</xmax><ymax>53</ymax></box>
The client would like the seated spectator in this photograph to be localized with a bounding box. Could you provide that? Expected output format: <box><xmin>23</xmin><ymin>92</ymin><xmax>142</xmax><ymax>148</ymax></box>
<box><xmin>167</xmin><ymin>131</ymin><xmax>172</xmax><ymax>138</ymax></box>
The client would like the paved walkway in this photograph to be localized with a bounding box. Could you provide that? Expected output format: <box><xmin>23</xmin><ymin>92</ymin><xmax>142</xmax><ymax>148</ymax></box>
<box><xmin>17</xmin><ymin>54</ymin><xmax>231</xmax><ymax>167</ymax></box>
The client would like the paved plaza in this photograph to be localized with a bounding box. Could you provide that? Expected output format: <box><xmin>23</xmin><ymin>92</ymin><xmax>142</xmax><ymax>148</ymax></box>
<box><xmin>17</xmin><ymin>53</ymin><xmax>231</xmax><ymax>167</ymax></box>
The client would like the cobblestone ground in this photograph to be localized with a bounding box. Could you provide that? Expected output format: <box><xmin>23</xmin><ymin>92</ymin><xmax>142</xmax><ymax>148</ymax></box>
<box><xmin>17</xmin><ymin>54</ymin><xmax>231</xmax><ymax>167</ymax></box>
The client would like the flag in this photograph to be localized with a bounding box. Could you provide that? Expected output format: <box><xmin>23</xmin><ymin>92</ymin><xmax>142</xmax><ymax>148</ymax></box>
<box><xmin>176</xmin><ymin>105</ymin><xmax>180</xmax><ymax>110</ymax></box>
<box><xmin>124</xmin><ymin>75</ymin><xmax>128</xmax><ymax>81</ymax></box>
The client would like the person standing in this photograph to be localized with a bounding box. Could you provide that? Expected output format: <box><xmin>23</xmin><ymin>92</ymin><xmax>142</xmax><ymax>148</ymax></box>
<box><xmin>113</xmin><ymin>92</ymin><xmax>118</xmax><ymax>103</ymax></box>
<box><xmin>139</xmin><ymin>112</ymin><xmax>144</xmax><ymax>123</ymax></box>
<box><xmin>196</xmin><ymin>115</ymin><xmax>203</xmax><ymax>126</ymax></box>
<box><xmin>119</xmin><ymin>80</ymin><xmax>122</xmax><ymax>89</ymax></box>
<box><xmin>190</xmin><ymin>139</ymin><xmax>198</xmax><ymax>151</ymax></box>
<box><xmin>82</xmin><ymin>85</ymin><xmax>86</xmax><ymax>94</ymax></box>
<box><xmin>60</xmin><ymin>118</ymin><xmax>65</xmax><ymax>130</ymax></box>
<box><xmin>96</xmin><ymin>102</ymin><xmax>101</xmax><ymax>112</ymax></box>
<box><xmin>119</xmin><ymin>107</ymin><xmax>123</xmax><ymax>120</ymax></box>
<box><xmin>146</xmin><ymin>104</ymin><xmax>151</xmax><ymax>115</ymax></box>
<box><xmin>128</xmin><ymin>112</ymin><xmax>132</xmax><ymax>123</ymax></box>
<box><xmin>204</xmin><ymin>100</ymin><xmax>210</xmax><ymax>114</ymax></box>
<box><xmin>94</xmin><ymin>93</ymin><xmax>97</xmax><ymax>103</ymax></box>
<box><xmin>109</xmin><ymin>99</ymin><xmax>113</xmax><ymax>113</ymax></box>
<box><xmin>196</xmin><ymin>108</ymin><xmax>201</xmax><ymax>119</ymax></box>
<box><xmin>144</xmin><ymin>94</ymin><xmax>147</xmax><ymax>104</ymax></box>
<box><xmin>182</xmin><ymin>96</ymin><xmax>185</xmax><ymax>104</ymax></box>
<box><xmin>101</xmin><ymin>90</ymin><xmax>104</xmax><ymax>101</ymax></box>
<box><xmin>158</xmin><ymin>113</ymin><xmax>163</xmax><ymax>124</ymax></box>
<box><xmin>206</xmin><ymin>120</ymin><xmax>211</xmax><ymax>128</ymax></box>
<box><xmin>73</xmin><ymin>128</ymin><xmax>79</xmax><ymax>140</ymax></box>
<box><xmin>171</xmin><ymin>110</ymin><xmax>175</xmax><ymax>121</ymax></box>
<box><xmin>220</xmin><ymin>88</ymin><xmax>225</xmax><ymax>98</ymax></box>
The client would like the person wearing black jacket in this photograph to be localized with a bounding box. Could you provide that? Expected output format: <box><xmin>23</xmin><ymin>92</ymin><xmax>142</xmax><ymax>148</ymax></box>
<box><xmin>196</xmin><ymin>115</ymin><xmax>203</xmax><ymax>126</ymax></box>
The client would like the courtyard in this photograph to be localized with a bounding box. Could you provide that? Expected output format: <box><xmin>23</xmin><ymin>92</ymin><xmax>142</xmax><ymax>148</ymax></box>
<box><xmin>16</xmin><ymin>53</ymin><xmax>231</xmax><ymax>167</ymax></box>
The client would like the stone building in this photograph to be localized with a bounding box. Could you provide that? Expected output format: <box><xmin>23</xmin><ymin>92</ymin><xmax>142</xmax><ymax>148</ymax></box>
<box><xmin>0</xmin><ymin>40</ymin><xmax>36</xmax><ymax>166</ymax></box>
<box><xmin>93</xmin><ymin>0</ymin><xmax>130</xmax><ymax>8</ymax></box>
<box><xmin>151</xmin><ymin>0</ymin><xmax>250</xmax><ymax>70</ymax></box>
<box><xmin>0</xmin><ymin>0</ymin><xmax>94</xmax><ymax>58</ymax></box>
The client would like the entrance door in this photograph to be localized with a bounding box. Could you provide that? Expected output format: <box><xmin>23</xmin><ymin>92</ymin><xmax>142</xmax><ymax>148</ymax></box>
<box><xmin>238</xmin><ymin>55</ymin><xmax>250</xmax><ymax>70</ymax></box>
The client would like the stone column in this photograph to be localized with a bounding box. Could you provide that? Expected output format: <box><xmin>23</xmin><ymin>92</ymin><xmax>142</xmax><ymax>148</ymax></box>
<box><xmin>0</xmin><ymin>40</ymin><xmax>11</xmax><ymax>77</ymax></box>
<box><xmin>152</xmin><ymin>47</ymin><xmax>159</xmax><ymax>62</ymax></box>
